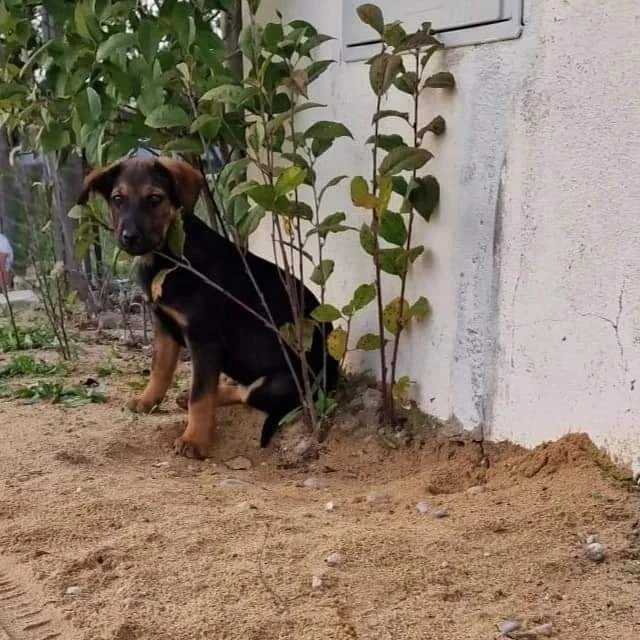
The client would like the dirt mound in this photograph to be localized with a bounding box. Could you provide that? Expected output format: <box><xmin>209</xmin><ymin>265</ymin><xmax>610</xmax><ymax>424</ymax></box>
<box><xmin>510</xmin><ymin>433</ymin><xmax>632</xmax><ymax>479</ymax></box>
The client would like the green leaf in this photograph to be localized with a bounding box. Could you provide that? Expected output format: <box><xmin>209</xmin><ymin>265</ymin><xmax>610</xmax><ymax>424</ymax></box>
<box><xmin>327</xmin><ymin>327</ymin><xmax>348</xmax><ymax>361</ymax></box>
<box><xmin>356</xmin><ymin>333</ymin><xmax>383</xmax><ymax>351</ymax></box>
<box><xmin>391</xmin><ymin>176</ymin><xmax>408</xmax><ymax>197</ymax></box>
<box><xmin>351</xmin><ymin>176</ymin><xmax>378</xmax><ymax>209</ymax></box>
<box><xmin>379</xmin><ymin>247</ymin><xmax>406</xmax><ymax>276</ymax></box>
<box><xmin>200</xmin><ymin>84</ymin><xmax>246</xmax><ymax>104</ymax></box>
<box><xmin>236</xmin><ymin>205</ymin><xmax>266</xmax><ymax>240</ymax></box>
<box><xmin>306</xmin><ymin>60</ymin><xmax>334</xmax><ymax>83</ymax></box>
<box><xmin>319</xmin><ymin>175</ymin><xmax>348</xmax><ymax>202</ymax></box>
<box><xmin>167</xmin><ymin>216</ymin><xmax>185</xmax><ymax>257</ymax></box>
<box><xmin>379</xmin><ymin>147</ymin><xmax>432</xmax><ymax>177</ymax></box>
<box><xmin>394</xmin><ymin>71</ymin><xmax>418</xmax><ymax>95</ymax></box>
<box><xmin>410</xmin><ymin>296</ymin><xmax>431</xmax><ymax>320</ymax></box>
<box><xmin>97</xmin><ymin>33</ymin><xmax>138</xmax><ymax>62</ymax></box>
<box><xmin>379</xmin><ymin>210</ymin><xmax>407</xmax><ymax>246</ymax></box>
<box><xmin>356</xmin><ymin>3</ymin><xmax>385</xmax><ymax>36</ymax></box>
<box><xmin>86</xmin><ymin>87</ymin><xmax>101</xmax><ymax>121</ymax></box>
<box><xmin>311</xmin><ymin>304</ymin><xmax>342</xmax><ymax>323</ymax></box>
<box><xmin>359</xmin><ymin>223</ymin><xmax>376</xmax><ymax>255</ymax></box>
<box><xmin>384</xmin><ymin>22</ymin><xmax>407</xmax><ymax>47</ymax></box>
<box><xmin>372</xmin><ymin>110</ymin><xmax>410</xmax><ymax>125</ymax></box>
<box><xmin>151</xmin><ymin>268</ymin><xmax>177</xmax><ymax>302</ymax></box>
<box><xmin>418</xmin><ymin>115</ymin><xmax>446</xmax><ymax>138</ymax></box>
<box><xmin>393</xmin><ymin>375</ymin><xmax>413</xmax><ymax>408</ymax></box>
<box><xmin>248</xmin><ymin>185</ymin><xmax>276</xmax><ymax>209</ymax></box>
<box><xmin>369</xmin><ymin>53</ymin><xmax>404</xmax><ymax>96</ymax></box>
<box><xmin>190</xmin><ymin>114</ymin><xmax>222</xmax><ymax>139</ymax></box>
<box><xmin>68</xmin><ymin>204</ymin><xmax>86</xmax><ymax>220</ymax></box>
<box><xmin>420</xmin><ymin>45</ymin><xmax>442</xmax><ymax>69</ymax></box>
<box><xmin>311</xmin><ymin>260</ymin><xmax>335</xmax><ymax>286</ymax></box>
<box><xmin>275</xmin><ymin>166</ymin><xmax>307</xmax><ymax>197</ymax></box>
<box><xmin>307</xmin><ymin>212</ymin><xmax>353</xmax><ymax>239</ymax></box>
<box><xmin>280</xmin><ymin>320</ymin><xmax>315</xmax><ymax>352</ymax></box>
<box><xmin>366</xmin><ymin>133</ymin><xmax>405</xmax><ymax>152</ymax></box>
<box><xmin>138</xmin><ymin>19</ymin><xmax>161</xmax><ymax>62</ymax></box>
<box><xmin>424</xmin><ymin>71</ymin><xmax>456</xmax><ymax>89</ymax></box>
<box><xmin>163</xmin><ymin>138</ymin><xmax>204</xmax><ymax>154</ymax></box>
<box><xmin>229</xmin><ymin>180</ymin><xmax>261</xmax><ymax>201</ymax></box>
<box><xmin>305</xmin><ymin>120</ymin><xmax>353</xmax><ymax>141</ymax></box>
<box><xmin>395</xmin><ymin>30</ymin><xmax>440</xmax><ymax>54</ymax></box>
<box><xmin>266</xmin><ymin>102</ymin><xmax>326</xmax><ymax>136</ymax></box>
<box><xmin>383</xmin><ymin>297</ymin><xmax>410</xmax><ymax>335</ymax></box>
<box><xmin>145</xmin><ymin>105</ymin><xmax>190</xmax><ymax>129</ymax></box>
<box><xmin>351</xmin><ymin>283</ymin><xmax>377</xmax><ymax>311</ymax></box>
<box><xmin>40</xmin><ymin>125</ymin><xmax>70</xmax><ymax>152</ymax></box>
<box><xmin>409</xmin><ymin>175</ymin><xmax>440</xmax><ymax>221</ymax></box>
<box><xmin>276</xmin><ymin>199</ymin><xmax>313</xmax><ymax>220</ymax></box>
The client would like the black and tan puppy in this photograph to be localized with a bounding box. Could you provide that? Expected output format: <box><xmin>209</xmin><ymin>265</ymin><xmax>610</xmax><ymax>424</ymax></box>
<box><xmin>79</xmin><ymin>157</ymin><xmax>338</xmax><ymax>458</ymax></box>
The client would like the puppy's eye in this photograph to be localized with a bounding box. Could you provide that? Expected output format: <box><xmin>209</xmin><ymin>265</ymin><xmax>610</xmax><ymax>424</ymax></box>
<box><xmin>148</xmin><ymin>194</ymin><xmax>164</xmax><ymax>207</ymax></box>
<box><xmin>111</xmin><ymin>194</ymin><xmax>124</xmax><ymax>206</ymax></box>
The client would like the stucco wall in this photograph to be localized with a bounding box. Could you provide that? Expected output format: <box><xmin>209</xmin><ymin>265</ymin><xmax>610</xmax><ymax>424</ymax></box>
<box><xmin>255</xmin><ymin>0</ymin><xmax>640</xmax><ymax>471</ymax></box>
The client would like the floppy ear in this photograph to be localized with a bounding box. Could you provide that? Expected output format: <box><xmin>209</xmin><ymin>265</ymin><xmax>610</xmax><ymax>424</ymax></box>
<box><xmin>155</xmin><ymin>158</ymin><xmax>204</xmax><ymax>213</ymax></box>
<box><xmin>78</xmin><ymin>162</ymin><xmax>123</xmax><ymax>204</ymax></box>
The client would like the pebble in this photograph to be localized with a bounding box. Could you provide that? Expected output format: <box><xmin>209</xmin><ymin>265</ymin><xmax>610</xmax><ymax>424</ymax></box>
<box><xmin>585</xmin><ymin>541</ymin><xmax>606</xmax><ymax>562</ymax></box>
<box><xmin>325</xmin><ymin>552</ymin><xmax>343</xmax><ymax>567</ymax></box>
<box><xmin>236</xmin><ymin>501</ymin><xmax>257</xmax><ymax>511</ymax></box>
<box><xmin>498</xmin><ymin>620</ymin><xmax>522</xmax><ymax>634</ymax></box>
<box><xmin>152</xmin><ymin>461</ymin><xmax>170</xmax><ymax>468</ymax></box>
<box><xmin>219</xmin><ymin>478</ymin><xmax>250</xmax><ymax>488</ymax></box>
<box><xmin>585</xmin><ymin>534</ymin><xmax>599</xmax><ymax>545</ymax></box>
<box><xmin>366</xmin><ymin>490</ymin><xmax>390</xmax><ymax>504</ymax></box>
<box><xmin>225</xmin><ymin>456</ymin><xmax>252</xmax><ymax>471</ymax></box>
<box><xmin>467</xmin><ymin>485</ymin><xmax>486</xmax><ymax>495</ymax></box>
<box><xmin>523</xmin><ymin>623</ymin><xmax>553</xmax><ymax>637</ymax></box>
<box><xmin>300</xmin><ymin>476</ymin><xmax>325</xmax><ymax>489</ymax></box>
<box><xmin>65</xmin><ymin>586</ymin><xmax>82</xmax><ymax>596</ymax></box>
<box><xmin>311</xmin><ymin>575</ymin><xmax>323</xmax><ymax>590</ymax></box>
<box><xmin>294</xmin><ymin>437</ymin><xmax>315</xmax><ymax>458</ymax></box>
<box><xmin>325</xmin><ymin>501</ymin><xmax>336</xmax><ymax>512</ymax></box>
<box><xmin>416</xmin><ymin>501</ymin><xmax>431</xmax><ymax>515</ymax></box>
<box><xmin>433</xmin><ymin>508</ymin><xmax>449</xmax><ymax>519</ymax></box>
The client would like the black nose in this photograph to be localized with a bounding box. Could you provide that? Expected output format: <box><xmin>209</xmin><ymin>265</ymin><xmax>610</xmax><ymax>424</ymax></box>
<box><xmin>121</xmin><ymin>229</ymin><xmax>140</xmax><ymax>247</ymax></box>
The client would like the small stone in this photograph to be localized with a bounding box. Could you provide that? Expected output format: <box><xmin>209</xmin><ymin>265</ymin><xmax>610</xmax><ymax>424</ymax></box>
<box><xmin>416</xmin><ymin>500</ymin><xmax>431</xmax><ymax>515</ymax></box>
<box><xmin>325</xmin><ymin>552</ymin><xmax>343</xmax><ymax>567</ymax></box>
<box><xmin>585</xmin><ymin>542</ymin><xmax>606</xmax><ymax>563</ymax></box>
<box><xmin>294</xmin><ymin>437</ymin><xmax>315</xmax><ymax>458</ymax></box>
<box><xmin>65</xmin><ymin>586</ymin><xmax>82</xmax><ymax>596</ymax></box>
<box><xmin>585</xmin><ymin>534</ymin><xmax>599</xmax><ymax>545</ymax></box>
<box><xmin>311</xmin><ymin>575</ymin><xmax>323</xmax><ymax>590</ymax></box>
<box><xmin>325</xmin><ymin>501</ymin><xmax>336</xmax><ymax>512</ymax></box>
<box><xmin>302</xmin><ymin>476</ymin><xmax>326</xmax><ymax>489</ymax></box>
<box><xmin>219</xmin><ymin>478</ymin><xmax>250</xmax><ymax>488</ymax></box>
<box><xmin>467</xmin><ymin>485</ymin><xmax>486</xmax><ymax>495</ymax></box>
<box><xmin>366</xmin><ymin>490</ymin><xmax>390</xmax><ymax>504</ymax></box>
<box><xmin>225</xmin><ymin>456</ymin><xmax>252</xmax><ymax>471</ymax></box>
<box><xmin>153</xmin><ymin>461</ymin><xmax>170</xmax><ymax>468</ymax></box>
<box><xmin>433</xmin><ymin>509</ymin><xmax>449</xmax><ymax>519</ymax></box>
<box><xmin>498</xmin><ymin>620</ymin><xmax>522</xmax><ymax>634</ymax></box>
<box><xmin>236</xmin><ymin>501</ymin><xmax>257</xmax><ymax>511</ymax></box>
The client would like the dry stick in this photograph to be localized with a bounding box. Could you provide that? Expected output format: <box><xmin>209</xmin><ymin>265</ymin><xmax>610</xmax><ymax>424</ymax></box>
<box><xmin>390</xmin><ymin>48</ymin><xmax>421</xmax><ymax>393</ymax></box>
<box><xmin>370</xmin><ymin>89</ymin><xmax>391</xmax><ymax>425</ymax></box>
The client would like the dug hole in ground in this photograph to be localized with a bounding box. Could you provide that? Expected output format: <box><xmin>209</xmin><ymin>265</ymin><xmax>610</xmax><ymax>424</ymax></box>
<box><xmin>0</xmin><ymin>329</ymin><xmax>638</xmax><ymax>640</ymax></box>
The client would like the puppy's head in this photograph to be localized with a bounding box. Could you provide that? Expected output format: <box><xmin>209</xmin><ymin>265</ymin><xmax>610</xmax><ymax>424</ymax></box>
<box><xmin>78</xmin><ymin>157</ymin><xmax>204</xmax><ymax>256</ymax></box>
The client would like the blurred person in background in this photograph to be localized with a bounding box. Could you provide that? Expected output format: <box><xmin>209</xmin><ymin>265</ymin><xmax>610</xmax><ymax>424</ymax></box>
<box><xmin>0</xmin><ymin>231</ymin><xmax>14</xmax><ymax>290</ymax></box>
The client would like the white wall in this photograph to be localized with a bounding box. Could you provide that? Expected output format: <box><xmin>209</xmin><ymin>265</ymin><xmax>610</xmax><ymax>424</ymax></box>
<box><xmin>255</xmin><ymin>0</ymin><xmax>640</xmax><ymax>472</ymax></box>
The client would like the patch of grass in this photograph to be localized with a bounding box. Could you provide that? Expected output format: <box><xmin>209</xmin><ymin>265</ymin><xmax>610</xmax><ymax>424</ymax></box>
<box><xmin>0</xmin><ymin>355</ymin><xmax>63</xmax><ymax>379</ymax></box>
<box><xmin>97</xmin><ymin>360</ymin><xmax>120</xmax><ymax>377</ymax></box>
<box><xmin>9</xmin><ymin>381</ymin><xmax>107</xmax><ymax>407</ymax></box>
<box><xmin>0</xmin><ymin>325</ymin><xmax>57</xmax><ymax>352</ymax></box>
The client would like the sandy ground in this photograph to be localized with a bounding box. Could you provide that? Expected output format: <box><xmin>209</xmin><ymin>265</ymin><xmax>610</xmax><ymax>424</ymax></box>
<box><xmin>0</xmin><ymin>335</ymin><xmax>639</xmax><ymax>640</ymax></box>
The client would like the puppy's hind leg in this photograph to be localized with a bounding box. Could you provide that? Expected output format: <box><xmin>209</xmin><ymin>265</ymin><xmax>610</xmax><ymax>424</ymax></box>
<box><xmin>245</xmin><ymin>372</ymin><xmax>300</xmax><ymax>447</ymax></box>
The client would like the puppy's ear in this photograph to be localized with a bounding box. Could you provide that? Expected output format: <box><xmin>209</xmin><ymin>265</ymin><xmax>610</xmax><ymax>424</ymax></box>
<box><xmin>155</xmin><ymin>158</ymin><xmax>204</xmax><ymax>213</ymax></box>
<box><xmin>78</xmin><ymin>162</ymin><xmax>122</xmax><ymax>204</ymax></box>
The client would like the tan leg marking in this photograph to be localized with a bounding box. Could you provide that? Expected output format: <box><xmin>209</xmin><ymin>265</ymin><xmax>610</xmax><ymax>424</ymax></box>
<box><xmin>174</xmin><ymin>389</ymin><xmax>216</xmax><ymax>459</ymax></box>
<box><xmin>158</xmin><ymin>304</ymin><xmax>188</xmax><ymax>329</ymax></box>
<box><xmin>127</xmin><ymin>326</ymin><xmax>180</xmax><ymax>413</ymax></box>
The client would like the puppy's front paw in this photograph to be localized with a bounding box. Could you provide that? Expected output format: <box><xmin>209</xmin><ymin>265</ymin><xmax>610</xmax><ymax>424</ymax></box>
<box><xmin>126</xmin><ymin>397</ymin><xmax>157</xmax><ymax>414</ymax></box>
<box><xmin>173</xmin><ymin>435</ymin><xmax>209</xmax><ymax>459</ymax></box>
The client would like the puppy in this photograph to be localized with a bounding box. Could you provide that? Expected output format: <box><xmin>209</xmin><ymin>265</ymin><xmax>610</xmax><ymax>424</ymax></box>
<box><xmin>79</xmin><ymin>157</ymin><xmax>338</xmax><ymax>458</ymax></box>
